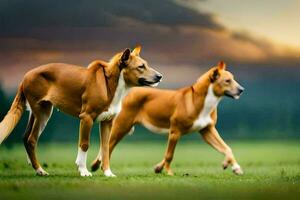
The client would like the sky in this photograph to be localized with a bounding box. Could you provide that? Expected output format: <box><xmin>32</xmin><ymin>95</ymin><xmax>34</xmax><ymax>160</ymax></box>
<box><xmin>184</xmin><ymin>0</ymin><xmax>300</xmax><ymax>48</ymax></box>
<box><xmin>0</xmin><ymin>0</ymin><xmax>299</xmax><ymax>91</ymax></box>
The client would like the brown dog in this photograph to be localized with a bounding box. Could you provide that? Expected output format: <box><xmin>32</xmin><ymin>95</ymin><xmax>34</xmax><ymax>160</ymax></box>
<box><xmin>0</xmin><ymin>46</ymin><xmax>162</xmax><ymax>176</ymax></box>
<box><xmin>100</xmin><ymin>61</ymin><xmax>244</xmax><ymax>177</ymax></box>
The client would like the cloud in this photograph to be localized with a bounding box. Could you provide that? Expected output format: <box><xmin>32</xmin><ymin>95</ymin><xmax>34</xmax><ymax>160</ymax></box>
<box><xmin>0</xmin><ymin>0</ymin><xmax>222</xmax><ymax>35</ymax></box>
<box><xmin>0</xmin><ymin>0</ymin><xmax>300</xmax><ymax>91</ymax></box>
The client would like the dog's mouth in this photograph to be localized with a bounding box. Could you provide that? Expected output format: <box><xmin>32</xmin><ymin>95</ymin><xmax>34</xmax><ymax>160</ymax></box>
<box><xmin>138</xmin><ymin>78</ymin><xmax>161</xmax><ymax>87</ymax></box>
<box><xmin>224</xmin><ymin>91</ymin><xmax>242</xmax><ymax>100</ymax></box>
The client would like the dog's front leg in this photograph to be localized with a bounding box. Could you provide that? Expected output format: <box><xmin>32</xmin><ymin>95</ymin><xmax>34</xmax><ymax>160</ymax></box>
<box><xmin>100</xmin><ymin>120</ymin><xmax>116</xmax><ymax>177</ymax></box>
<box><xmin>200</xmin><ymin>126</ymin><xmax>243</xmax><ymax>175</ymax></box>
<box><xmin>155</xmin><ymin>128</ymin><xmax>181</xmax><ymax>176</ymax></box>
<box><xmin>75</xmin><ymin>112</ymin><xmax>93</xmax><ymax>177</ymax></box>
<box><xmin>90</xmin><ymin>120</ymin><xmax>112</xmax><ymax>173</ymax></box>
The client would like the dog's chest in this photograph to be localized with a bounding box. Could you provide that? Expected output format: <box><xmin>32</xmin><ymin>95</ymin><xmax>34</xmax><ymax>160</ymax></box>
<box><xmin>190</xmin><ymin>85</ymin><xmax>220</xmax><ymax>131</ymax></box>
<box><xmin>96</xmin><ymin>72</ymin><xmax>129</xmax><ymax>122</ymax></box>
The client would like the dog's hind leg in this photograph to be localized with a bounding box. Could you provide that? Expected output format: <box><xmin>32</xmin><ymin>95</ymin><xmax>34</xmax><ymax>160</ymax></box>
<box><xmin>24</xmin><ymin>101</ymin><xmax>53</xmax><ymax>176</ymax></box>
<box><xmin>200</xmin><ymin>126</ymin><xmax>243</xmax><ymax>175</ymax></box>
<box><xmin>154</xmin><ymin>128</ymin><xmax>181</xmax><ymax>176</ymax></box>
<box><xmin>23</xmin><ymin>112</ymin><xmax>35</xmax><ymax>165</ymax></box>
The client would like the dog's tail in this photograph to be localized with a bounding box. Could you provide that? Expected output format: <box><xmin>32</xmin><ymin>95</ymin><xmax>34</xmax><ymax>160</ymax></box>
<box><xmin>0</xmin><ymin>84</ymin><xmax>26</xmax><ymax>144</ymax></box>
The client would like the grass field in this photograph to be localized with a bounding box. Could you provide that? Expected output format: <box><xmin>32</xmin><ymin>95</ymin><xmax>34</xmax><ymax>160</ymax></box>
<box><xmin>0</xmin><ymin>140</ymin><xmax>300</xmax><ymax>199</ymax></box>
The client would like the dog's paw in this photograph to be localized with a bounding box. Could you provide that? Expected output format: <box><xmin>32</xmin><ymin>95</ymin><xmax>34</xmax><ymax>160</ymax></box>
<box><xmin>80</xmin><ymin>171</ymin><xmax>92</xmax><ymax>177</ymax></box>
<box><xmin>91</xmin><ymin>159</ymin><xmax>101</xmax><ymax>172</ymax></box>
<box><xmin>232</xmin><ymin>164</ymin><xmax>243</xmax><ymax>175</ymax></box>
<box><xmin>79</xmin><ymin>167</ymin><xmax>93</xmax><ymax>177</ymax></box>
<box><xmin>233</xmin><ymin>167</ymin><xmax>244</xmax><ymax>175</ymax></box>
<box><xmin>222</xmin><ymin>158</ymin><xmax>232</xmax><ymax>170</ymax></box>
<box><xmin>222</xmin><ymin>162</ymin><xmax>229</xmax><ymax>170</ymax></box>
<box><xmin>104</xmin><ymin>169</ymin><xmax>116</xmax><ymax>177</ymax></box>
<box><xmin>36</xmin><ymin>167</ymin><xmax>49</xmax><ymax>176</ymax></box>
<box><xmin>154</xmin><ymin>164</ymin><xmax>164</xmax><ymax>174</ymax></box>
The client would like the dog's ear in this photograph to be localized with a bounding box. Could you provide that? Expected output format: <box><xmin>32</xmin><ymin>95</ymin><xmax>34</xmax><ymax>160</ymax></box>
<box><xmin>132</xmin><ymin>45</ymin><xmax>141</xmax><ymax>56</ymax></box>
<box><xmin>121</xmin><ymin>48</ymin><xmax>131</xmax><ymax>64</ymax></box>
<box><xmin>218</xmin><ymin>61</ymin><xmax>226</xmax><ymax>70</ymax></box>
<box><xmin>210</xmin><ymin>68</ymin><xmax>220</xmax><ymax>82</ymax></box>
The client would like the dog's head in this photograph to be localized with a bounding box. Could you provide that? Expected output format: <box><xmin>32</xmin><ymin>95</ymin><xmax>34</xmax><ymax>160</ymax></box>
<box><xmin>209</xmin><ymin>61</ymin><xmax>244</xmax><ymax>99</ymax></box>
<box><xmin>118</xmin><ymin>46</ymin><xmax>163</xmax><ymax>87</ymax></box>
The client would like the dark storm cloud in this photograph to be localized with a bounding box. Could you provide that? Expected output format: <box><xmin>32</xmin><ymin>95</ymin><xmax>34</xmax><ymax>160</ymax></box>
<box><xmin>1</xmin><ymin>0</ymin><xmax>300</xmax><ymax>91</ymax></box>
<box><xmin>0</xmin><ymin>0</ymin><xmax>222</xmax><ymax>37</ymax></box>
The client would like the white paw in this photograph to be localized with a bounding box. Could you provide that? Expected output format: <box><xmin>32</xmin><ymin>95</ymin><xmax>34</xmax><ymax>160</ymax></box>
<box><xmin>36</xmin><ymin>167</ymin><xmax>49</xmax><ymax>176</ymax></box>
<box><xmin>104</xmin><ymin>169</ymin><xmax>116</xmax><ymax>177</ymax></box>
<box><xmin>78</xmin><ymin>167</ymin><xmax>93</xmax><ymax>177</ymax></box>
<box><xmin>232</xmin><ymin>164</ymin><xmax>244</xmax><ymax>175</ymax></box>
<box><xmin>75</xmin><ymin>148</ymin><xmax>91</xmax><ymax>177</ymax></box>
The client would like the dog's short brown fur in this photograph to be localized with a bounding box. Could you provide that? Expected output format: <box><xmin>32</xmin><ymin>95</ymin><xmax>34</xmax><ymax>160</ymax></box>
<box><xmin>100</xmin><ymin>61</ymin><xmax>244</xmax><ymax>177</ymax></box>
<box><xmin>0</xmin><ymin>46</ymin><xmax>162</xmax><ymax>176</ymax></box>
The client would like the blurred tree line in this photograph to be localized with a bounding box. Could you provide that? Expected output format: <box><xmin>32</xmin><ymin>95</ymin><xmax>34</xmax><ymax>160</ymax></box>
<box><xmin>1</xmin><ymin>66</ymin><xmax>299</xmax><ymax>145</ymax></box>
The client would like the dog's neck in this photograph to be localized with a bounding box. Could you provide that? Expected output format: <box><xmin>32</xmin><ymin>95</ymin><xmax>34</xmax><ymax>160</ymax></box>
<box><xmin>192</xmin><ymin>70</ymin><xmax>213</xmax><ymax>98</ymax></box>
<box><xmin>104</xmin><ymin>59</ymin><xmax>132</xmax><ymax>106</ymax></box>
<box><xmin>88</xmin><ymin>58</ymin><xmax>128</xmax><ymax>104</ymax></box>
<box><xmin>191</xmin><ymin>71</ymin><xmax>221</xmax><ymax>113</ymax></box>
<box><xmin>95</xmin><ymin>62</ymin><xmax>131</xmax><ymax>122</ymax></box>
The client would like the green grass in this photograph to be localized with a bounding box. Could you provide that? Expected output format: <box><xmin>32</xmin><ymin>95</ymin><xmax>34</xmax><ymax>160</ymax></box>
<box><xmin>0</xmin><ymin>140</ymin><xmax>300</xmax><ymax>199</ymax></box>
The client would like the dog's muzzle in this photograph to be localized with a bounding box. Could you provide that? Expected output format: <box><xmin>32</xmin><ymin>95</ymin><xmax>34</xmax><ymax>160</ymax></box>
<box><xmin>225</xmin><ymin>86</ymin><xmax>244</xmax><ymax>99</ymax></box>
<box><xmin>138</xmin><ymin>74</ymin><xmax>162</xmax><ymax>87</ymax></box>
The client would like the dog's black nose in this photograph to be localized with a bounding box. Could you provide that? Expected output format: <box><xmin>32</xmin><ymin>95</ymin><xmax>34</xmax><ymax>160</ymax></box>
<box><xmin>238</xmin><ymin>86</ymin><xmax>244</xmax><ymax>94</ymax></box>
<box><xmin>155</xmin><ymin>74</ymin><xmax>163</xmax><ymax>81</ymax></box>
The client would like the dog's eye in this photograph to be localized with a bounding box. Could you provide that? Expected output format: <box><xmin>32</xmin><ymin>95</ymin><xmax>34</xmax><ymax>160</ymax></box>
<box><xmin>225</xmin><ymin>79</ymin><xmax>231</xmax><ymax>84</ymax></box>
<box><xmin>138</xmin><ymin>64</ymin><xmax>145</xmax><ymax>69</ymax></box>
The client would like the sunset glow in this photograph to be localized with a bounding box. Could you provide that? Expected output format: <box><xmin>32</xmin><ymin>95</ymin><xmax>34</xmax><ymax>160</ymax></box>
<box><xmin>189</xmin><ymin>0</ymin><xmax>300</xmax><ymax>48</ymax></box>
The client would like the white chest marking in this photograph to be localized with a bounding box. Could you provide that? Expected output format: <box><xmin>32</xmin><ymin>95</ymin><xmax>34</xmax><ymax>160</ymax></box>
<box><xmin>190</xmin><ymin>85</ymin><xmax>220</xmax><ymax>131</ymax></box>
<box><xmin>96</xmin><ymin>71</ymin><xmax>130</xmax><ymax>122</ymax></box>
